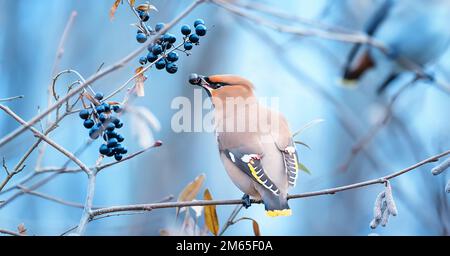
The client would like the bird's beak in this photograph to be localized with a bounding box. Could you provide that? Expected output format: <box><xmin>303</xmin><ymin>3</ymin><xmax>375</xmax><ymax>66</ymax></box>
<box><xmin>188</xmin><ymin>73</ymin><xmax>214</xmax><ymax>95</ymax></box>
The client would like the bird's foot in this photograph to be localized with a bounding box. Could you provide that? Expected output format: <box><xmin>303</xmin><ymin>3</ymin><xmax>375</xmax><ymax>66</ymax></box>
<box><xmin>242</xmin><ymin>194</ymin><xmax>251</xmax><ymax>209</ymax></box>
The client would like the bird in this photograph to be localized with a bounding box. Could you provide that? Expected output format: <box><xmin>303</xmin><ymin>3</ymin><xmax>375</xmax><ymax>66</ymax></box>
<box><xmin>343</xmin><ymin>0</ymin><xmax>450</xmax><ymax>94</ymax></box>
<box><xmin>189</xmin><ymin>73</ymin><xmax>300</xmax><ymax>217</ymax></box>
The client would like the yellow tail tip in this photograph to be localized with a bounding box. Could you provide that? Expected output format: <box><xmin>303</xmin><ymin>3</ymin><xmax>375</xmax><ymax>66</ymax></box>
<box><xmin>340</xmin><ymin>79</ymin><xmax>358</xmax><ymax>88</ymax></box>
<box><xmin>265</xmin><ymin>209</ymin><xmax>292</xmax><ymax>217</ymax></box>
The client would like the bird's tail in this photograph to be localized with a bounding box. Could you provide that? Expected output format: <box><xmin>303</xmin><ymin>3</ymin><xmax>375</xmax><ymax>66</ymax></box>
<box><xmin>262</xmin><ymin>192</ymin><xmax>291</xmax><ymax>217</ymax></box>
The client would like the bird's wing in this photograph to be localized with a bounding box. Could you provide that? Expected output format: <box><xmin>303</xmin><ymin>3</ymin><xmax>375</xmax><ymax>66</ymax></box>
<box><xmin>268</xmin><ymin>110</ymin><xmax>300</xmax><ymax>187</ymax></box>
<box><xmin>224</xmin><ymin>148</ymin><xmax>280</xmax><ymax>196</ymax></box>
<box><xmin>281</xmin><ymin>142</ymin><xmax>300</xmax><ymax>187</ymax></box>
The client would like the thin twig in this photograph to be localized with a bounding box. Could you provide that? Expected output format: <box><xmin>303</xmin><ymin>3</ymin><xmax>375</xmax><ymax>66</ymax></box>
<box><xmin>0</xmin><ymin>229</ymin><xmax>24</xmax><ymax>236</ymax></box>
<box><xmin>218</xmin><ymin>204</ymin><xmax>243</xmax><ymax>236</ymax></box>
<box><xmin>0</xmin><ymin>95</ymin><xmax>24</xmax><ymax>103</ymax></box>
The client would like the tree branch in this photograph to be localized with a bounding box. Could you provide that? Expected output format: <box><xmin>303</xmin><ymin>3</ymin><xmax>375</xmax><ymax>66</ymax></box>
<box><xmin>90</xmin><ymin>150</ymin><xmax>449</xmax><ymax>217</ymax></box>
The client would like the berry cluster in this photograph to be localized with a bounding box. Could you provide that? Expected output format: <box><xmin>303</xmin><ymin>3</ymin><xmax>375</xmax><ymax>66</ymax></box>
<box><xmin>78</xmin><ymin>92</ymin><xmax>128</xmax><ymax>161</ymax></box>
<box><xmin>134</xmin><ymin>9</ymin><xmax>207</xmax><ymax>75</ymax></box>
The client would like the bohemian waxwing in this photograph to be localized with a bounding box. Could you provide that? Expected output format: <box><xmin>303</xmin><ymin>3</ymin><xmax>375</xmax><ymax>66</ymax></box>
<box><xmin>343</xmin><ymin>0</ymin><xmax>450</xmax><ymax>94</ymax></box>
<box><xmin>189</xmin><ymin>73</ymin><xmax>300</xmax><ymax>217</ymax></box>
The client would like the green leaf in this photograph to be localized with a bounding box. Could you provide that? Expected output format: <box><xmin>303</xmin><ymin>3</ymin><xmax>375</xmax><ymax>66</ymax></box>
<box><xmin>298</xmin><ymin>162</ymin><xmax>311</xmax><ymax>174</ymax></box>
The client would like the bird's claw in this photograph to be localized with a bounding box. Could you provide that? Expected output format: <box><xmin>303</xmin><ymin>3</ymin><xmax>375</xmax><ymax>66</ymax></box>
<box><xmin>242</xmin><ymin>194</ymin><xmax>251</xmax><ymax>209</ymax></box>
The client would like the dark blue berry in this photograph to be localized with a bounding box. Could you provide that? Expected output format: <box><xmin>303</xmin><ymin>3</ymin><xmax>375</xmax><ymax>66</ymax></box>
<box><xmin>111</xmin><ymin>117</ymin><xmax>121</xmax><ymax>125</ymax></box>
<box><xmin>117</xmin><ymin>134</ymin><xmax>125</xmax><ymax>142</ymax></box>
<box><xmin>115</xmin><ymin>144</ymin><xmax>124</xmax><ymax>153</ymax></box>
<box><xmin>165</xmin><ymin>43</ymin><xmax>173</xmax><ymax>50</ymax></box>
<box><xmin>83</xmin><ymin>119</ymin><xmax>95</xmax><ymax>129</ymax></box>
<box><xmin>98</xmin><ymin>113</ymin><xmax>107</xmax><ymax>123</ymax></box>
<box><xmin>89</xmin><ymin>127</ymin><xmax>100</xmax><ymax>140</ymax></box>
<box><xmin>155</xmin><ymin>22</ymin><xmax>165</xmax><ymax>32</ymax></box>
<box><xmin>162</xmin><ymin>33</ymin><xmax>171</xmax><ymax>42</ymax></box>
<box><xmin>115</xmin><ymin>122</ymin><xmax>124</xmax><ymax>129</ymax></box>
<box><xmin>152</xmin><ymin>44</ymin><xmax>163</xmax><ymax>55</ymax></box>
<box><xmin>99</xmin><ymin>144</ymin><xmax>110</xmax><ymax>155</ymax></box>
<box><xmin>95</xmin><ymin>105</ymin><xmax>105</xmax><ymax>114</ymax></box>
<box><xmin>106</xmin><ymin>150</ymin><xmax>115</xmax><ymax>157</ymax></box>
<box><xmin>121</xmin><ymin>147</ymin><xmax>128</xmax><ymax>154</ymax></box>
<box><xmin>112</xmin><ymin>105</ymin><xmax>122</xmax><ymax>113</ymax></box>
<box><xmin>189</xmin><ymin>34</ymin><xmax>200</xmax><ymax>43</ymax></box>
<box><xmin>166</xmin><ymin>62</ymin><xmax>178</xmax><ymax>74</ymax></box>
<box><xmin>114</xmin><ymin>154</ymin><xmax>123</xmax><ymax>161</ymax></box>
<box><xmin>181</xmin><ymin>25</ymin><xmax>191</xmax><ymax>35</ymax></box>
<box><xmin>195</xmin><ymin>24</ymin><xmax>207</xmax><ymax>36</ymax></box>
<box><xmin>155</xmin><ymin>58</ymin><xmax>166</xmax><ymax>69</ymax></box>
<box><xmin>136</xmin><ymin>33</ymin><xmax>147</xmax><ymax>43</ymax></box>
<box><xmin>184</xmin><ymin>42</ymin><xmax>193</xmax><ymax>50</ymax></box>
<box><xmin>167</xmin><ymin>52</ymin><xmax>179</xmax><ymax>62</ymax></box>
<box><xmin>106</xmin><ymin>123</ymin><xmax>116</xmax><ymax>132</ymax></box>
<box><xmin>139</xmin><ymin>56</ymin><xmax>148</xmax><ymax>65</ymax></box>
<box><xmin>194</xmin><ymin>19</ymin><xmax>205</xmax><ymax>27</ymax></box>
<box><xmin>101</xmin><ymin>103</ymin><xmax>111</xmax><ymax>112</ymax></box>
<box><xmin>103</xmin><ymin>131</ymin><xmax>117</xmax><ymax>141</ymax></box>
<box><xmin>94</xmin><ymin>92</ymin><xmax>104</xmax><ymax>101</ymax></box>
<box><xmin>147</xmin><ymin>52</ymin><xmax>158</xmax><ymax>63</ymax></box>
<box><xmin>107</xmin><ymin>138</ymin><xmax>118</xmax><ymax>148</ymax></box>
<box><xmin>79</xmin><ymin>109</ymin><xmax>90</xmax><ymax>119</ymax></box>
<box><xmin>139</xmin><ymin>11</ymin><xmax>150</xmax><ymax>22</ymax></box>
<box><xmin>147</xmin><ymin>43</ymin><xmax>155</xmax><ymax>51</ymax></box>
<box><xmin>168</xmin><ymin>34</ymin><xmax>176</xmax><ymax>44</ymax></box>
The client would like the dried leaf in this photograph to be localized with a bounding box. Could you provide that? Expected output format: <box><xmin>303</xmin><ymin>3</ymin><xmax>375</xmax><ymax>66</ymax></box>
<box><xmin>134</xmin><ymin>66</ymin><xmax>147</xmax><ymax>97</ymax></box>
<box><xmin>17</xmin><ymin>223</ymin><xmax>27</xmax><ymax>235</ymax></box>
<box><xmin>252</xmin><ymin>220</ymin><xmax>261</xmax><ymax>236</ymax></box>
<box><xmin>130</xmin><ymin>0</ymin><xmax>136</xmax><ymax>6</ymax></box>
<box><xmin>110</xmin><ymin>0</ymin><xmax>122</xmax><ymax>20</ymax></box>
<box><xmin>176</xmin><ymin>174</ymin><xmax>205</xmax><ymax>216</ymax></box>
<box><xmin>203</xmin><ymin>189</ymin><xmax>219</xmax><ymax>236</ymax></box>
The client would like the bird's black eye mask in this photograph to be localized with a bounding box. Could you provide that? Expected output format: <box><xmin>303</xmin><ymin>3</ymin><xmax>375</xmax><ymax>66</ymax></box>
<box><xmin>188</xmin><ymin>73</ymin><xmax>230</xmax><ymax>90</ymax></box>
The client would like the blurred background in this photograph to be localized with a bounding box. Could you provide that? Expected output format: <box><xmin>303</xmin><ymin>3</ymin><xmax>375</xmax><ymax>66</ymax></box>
<box><xmin>0</xmin><ymin>0</ymin><xmax>449</xmax><ymax>235</ymax></box>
